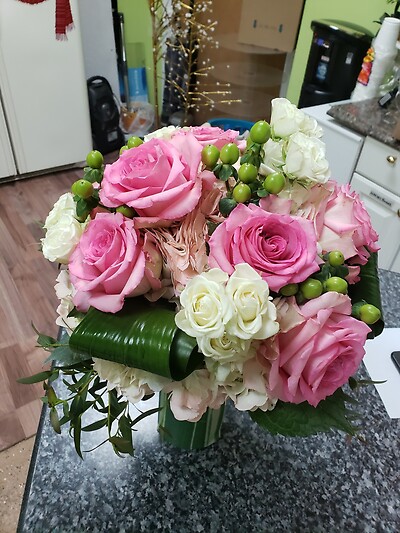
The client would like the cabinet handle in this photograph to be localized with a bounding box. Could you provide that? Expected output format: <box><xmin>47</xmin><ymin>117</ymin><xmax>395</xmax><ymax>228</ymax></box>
<box><xmin>398</xmin><ymin>209</ymin><xmax>400</xmax><ymax>218</ymax></box>
<box><xmin>387</xmin><ymin>155</ymin><xmax>397</xmax><ymax>164</ymax></box>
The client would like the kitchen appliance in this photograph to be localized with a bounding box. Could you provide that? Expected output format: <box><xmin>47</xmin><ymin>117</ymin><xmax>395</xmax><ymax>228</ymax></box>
<box><xmin>299</xmin><ymin>20</ymin><xmax>373</xmax><ymax>108</ymax></box>
<box><xmin>0</xmin><ymin>0</ymin><xmax>92</xmax><ymax>182</ymax></box>
<box><xmin>87</xmin><ymin>76</ymin><xmax>124</xmax><ymax>154</ymax></box>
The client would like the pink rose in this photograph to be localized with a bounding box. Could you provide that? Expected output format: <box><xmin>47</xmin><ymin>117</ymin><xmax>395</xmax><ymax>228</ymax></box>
<box><xmin>99</xmin><ymin>133</ymin><xmax>204</xmax><ymax>222</ymax></box>
<box><xmin>318</xmin><ymin>183</ymin><xmax>379</xmax><ymax>264</ymax></box>
<box><xmin>208</xmin><ymin>203</ymin><xmax>320</xmax><ymax>292</ymax></box>
<box><xmin>69</xmin><ymin>212</ymin><xmax>161</xmax><ymax>313</ymax></box>
<box><xmin>259</xmin><ymin>293</ymin><xmax>371</xmax><ymax>407</ymax></box>
<box><xmin>175</xmin><ymin>125</ymin><xmax>241</xmax><ymax>149</ymax></box>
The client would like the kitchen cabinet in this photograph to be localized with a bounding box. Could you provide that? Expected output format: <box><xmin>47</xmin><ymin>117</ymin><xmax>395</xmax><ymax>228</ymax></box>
<box><xmin>350</xmin><ymin>137</ymin><xmax>400</xmax><ymax>273</ymax></box>
<box><xmin>0</xmin><ymin>0</ymin><xmax>92</xmax><ymax>183</ymax></box>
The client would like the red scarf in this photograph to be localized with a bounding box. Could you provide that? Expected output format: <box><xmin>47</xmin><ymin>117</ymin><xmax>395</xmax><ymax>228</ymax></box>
<box><xmin>17</xmin><ymin>0</ymin><xmax>74</xmax><ymax>40</ymax></box>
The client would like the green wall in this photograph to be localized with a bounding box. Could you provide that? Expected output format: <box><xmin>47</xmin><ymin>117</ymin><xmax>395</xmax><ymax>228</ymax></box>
<box><xmin>286</xmin><ymin>0</ymin><xmax>391</xmax><ymax>104</ymax></box>
<box><xmin>117</xmin><ymin>0</ymin><xmax>155</xmax><ymax>104</ymax></box>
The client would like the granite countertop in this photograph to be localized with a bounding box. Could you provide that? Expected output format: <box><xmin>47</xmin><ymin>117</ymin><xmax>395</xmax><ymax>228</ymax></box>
<box><xmin>17</xmin><ymin>270</ymin><xmax>400</xmax><ymax>533</ymax></box>
<box><xmin>327</xmin><ymin>97</ymin><xmax>400</xmax><ymax>150</ymax></box>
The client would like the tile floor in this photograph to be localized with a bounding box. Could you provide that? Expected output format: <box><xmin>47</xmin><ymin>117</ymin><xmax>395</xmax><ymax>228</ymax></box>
<box><xmin>0</xmin><ymin>436</ymin><xmax>35</xmax><ymax>533</ymax></box>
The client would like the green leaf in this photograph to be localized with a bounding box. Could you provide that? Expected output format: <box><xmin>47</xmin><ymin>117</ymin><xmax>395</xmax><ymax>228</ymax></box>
<box><xmin>109</xmin><ymin>436</ymin><xmax>134</xmax><ymax>456</ymax></box>
<box><xmin>69</xmin><ymin>297</ymin><xmax>203</xmax><ymax>380</ymax></box>
<box><xmin>218</xmin><ymin>164</ymin><xmax>233</xmax><ymax>182</ymax></box>
<box><xmin>73</xmin><ymin>416</ymin><xmax>83</xmax><ymax>459</ymax></box>
<box><xmin>50</xmin><ymin>407</ymin><xmax>61</xmax><ymax>434</ymax></box>
<box><xmin>256</xmin><ymin>188</ymin><xmax>268</xmax><ymax>197</ymax></box>
<box><xmin>347</xmin><ymin>252</ymin><xmax>384</xmax><ymax>338</ymax></box>
<box><xmin>44</xmin><ymin>345</ymin><xmax>91</xmax><ymax>366</ymax></box>
<box><xmin>83</xmin><ymin>167</ymin><xmax>102</xmax><ymax>183</ymax></box>
<box><xmin>17</xmin><ymin>370</ymin><xmax>53</xmax><ymax>384</ymax></box>
<box><xmin>81</xmin><ymin>418</ymin><xmax>108</xmax><ymax>432</ymax></box>
<box><xmin>250</xmin><ymin>389</ymin><xmax>360</xmax><ymax>437</ymax></box>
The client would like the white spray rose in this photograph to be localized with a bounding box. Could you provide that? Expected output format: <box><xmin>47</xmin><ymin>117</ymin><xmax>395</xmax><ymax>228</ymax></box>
<box><xmin>284</xmin><ymin>131</ymin><xmax>330</xmax><ymax>184</ymax></box>
<box><xmin>54</xmin><ymin>269</ymin><xmax>80</xmax><ymax>332</ymax></box>
<box><xmin>270</xmin><ymin>98</ymin><xmax>307</xmax><ymax>138</ymax></box>
<box><xmin>175</xmin><ymin>269</ymin><xmax>232</xmax><ymax>339</ymax></box>
<box><xmin>44</xmin><ymin>192</ymin><xmax>77</xmax><ymax>229</ymax></box>
<box><xmin>225</xmin><ymin>263</ymin><xmax>279</xmax><ymax>341</ymax></box>
<box><xmin>197</xmin><ymin>332</ymin><xmax>252</xmax><ymax>363</ymax></box>
<box><xmin>144</xmin><ymin>125</ymin><xmax>178</xmax><ymax>141</ymax></box>
<box><xmin>41</xmin><ymin>213</ymin><xmax>85</xmax><ymax>264</ymax></box>
<box><xmin>259</xmin><ymin>138</ymin><xmax>285</xmax><ymax>176</ymax></box>
<box><xmin>270</xmin><ymin>97</ymin><xmax>323</xmax><ymax>139</ymax></box>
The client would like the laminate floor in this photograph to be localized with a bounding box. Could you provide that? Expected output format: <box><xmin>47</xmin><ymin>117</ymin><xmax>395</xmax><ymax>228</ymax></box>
<box><xmin>0</xmin><ymin>154</ymin><xmax>117</xmax><ymax>530</ymax></box>
<box><xmin>0</xmin><ymin>152</ymin><xmax>117</xmax><ymax>452</ymax></box>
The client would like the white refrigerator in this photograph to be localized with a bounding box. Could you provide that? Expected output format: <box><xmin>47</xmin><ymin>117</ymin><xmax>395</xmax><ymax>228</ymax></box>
<box><xmin>0</xmin><ymin>0</ymin><xmax>92</xmax><ymax>182</ymax></box>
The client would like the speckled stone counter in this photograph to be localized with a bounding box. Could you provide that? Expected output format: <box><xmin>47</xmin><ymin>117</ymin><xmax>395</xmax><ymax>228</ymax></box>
<box><xmin>17</xmin><ymin>270</ymin><xmax>400</xmax><ymax>533</ymax></box>
<box><xmin>327</xmin><ymin>98</ymin><xmax>400</xmax><ymax>149</ymax></box>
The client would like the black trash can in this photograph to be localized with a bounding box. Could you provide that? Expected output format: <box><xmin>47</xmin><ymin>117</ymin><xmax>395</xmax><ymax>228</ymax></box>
<box><xmin>298</xmin><ymin>20</ymin><xmax>373</xmax><ymax>108</ymax></box>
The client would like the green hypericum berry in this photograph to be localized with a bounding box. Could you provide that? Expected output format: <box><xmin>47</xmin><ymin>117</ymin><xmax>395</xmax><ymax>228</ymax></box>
<box><xmin>300</xmin><ymin>278</ymin><xmax>323</xmax><ymax>300</ymax></box>
<box><xmin>238</xmin><ymin>163</ymin><xmax>258</xmax><ymax>183</ymax></box>
<box><xmin>86</xmin><ymin>150</ymin><xmax>104</xmax><ymax>169</ymax></box>
<box><xmin>359</xmin><ymin>304</ymin><xmax>381</xmax><ymax>324</ymax></box>
<box><xmin>201</xmin><ymin>145</ymin><xmax>220</xmax><ymax>169</ymax></box>
<box><xmin>324</xmin><ymin>276</ymin><xmax>348</xmax><ymax>294</ymax></box>
<box><xmin>249</xmin><ymin>120</ymin><xmax>271</xmax><ymax>144</ymax></box>
<box><xmin>220</xmin><ymin>143</ymin><xmax>240</xmax><ymax>165</ymax></box>
<box><xmin>116</xmin><ymin>205</ymin><xmax>135</xmax><ymax>218</ymax></box>
<box><xmin>120</xmin><ymin>145</ymin><xmax>129</xmax><ymax>154</ymax></box>
<box><xmin>232</xmin><ymin>183</ymin><xmax>252</xmax><ymax>203</ymax></box>
<box><xmin>71</xmin><ymin>179</ymin><xmax>94</xmax><ymax>199</ymax></box>
<box><xmin>263</xmin><ymin>172</ymin><xmax>285</xmax><ymax>194</ymax></box>
<box><xmin>280</xmin><ymin>283</ymin><xmax>299</xmax><ymax>296</ymax></box>
<box><xmin>127</xmin><ymin>136</ymin><xmax>143</xmax><ymax>149</ymax></box>
<box><xmin>328</xmin><ymin>250</ymin><xmax>345</xmax><ymax>266</ymax></box>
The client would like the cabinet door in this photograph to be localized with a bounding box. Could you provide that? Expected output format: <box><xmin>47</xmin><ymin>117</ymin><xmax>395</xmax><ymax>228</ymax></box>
<box><xmin>0</xmin><ymin>100</ymin><xmax>16</xmax><ymax>179</ymax></box>
<box><xmin>351</xmin><ymin>173</ymin><xmax>400</xmax><ymax>270</ymax></box>
<box><xmin>0</xmin><ymin>0</ymin><xmax>92</xmax><ymax>175</ymax></box>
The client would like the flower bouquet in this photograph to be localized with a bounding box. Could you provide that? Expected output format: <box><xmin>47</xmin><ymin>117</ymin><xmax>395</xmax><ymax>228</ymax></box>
<box><xmin>21</xmin><ymin>98</ymin><xmax>384</xmax><ymax>457</ymax></box>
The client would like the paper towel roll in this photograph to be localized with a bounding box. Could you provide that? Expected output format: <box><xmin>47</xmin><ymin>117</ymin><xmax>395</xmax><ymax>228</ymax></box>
<box><xmin>351</xmin><ymin>17</ymin><xmax>400</xmax><ymax>101</ymax></box>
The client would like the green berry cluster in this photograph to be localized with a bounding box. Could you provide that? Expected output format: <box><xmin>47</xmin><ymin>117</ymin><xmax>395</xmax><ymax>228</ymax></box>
<box><xmin>278</xmin><ymin>250</ymin><xmax>381</xmax><ymax>325</ymax></box>
<box><xmin>201</xmin><ymin>121</ymin><xmax>286</xmax><ymax>217</ymax></box>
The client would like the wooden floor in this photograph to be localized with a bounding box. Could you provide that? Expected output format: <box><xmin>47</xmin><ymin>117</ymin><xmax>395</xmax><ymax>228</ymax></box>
<box><xmin>0</xmin><ymin>154</ymin><xmax>117</xmax><ymax>451</ymax></box>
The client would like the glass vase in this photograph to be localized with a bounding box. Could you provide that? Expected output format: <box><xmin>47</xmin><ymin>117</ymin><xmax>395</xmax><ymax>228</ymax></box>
<box><xmin>157</xmin><ymin>391</ymin><xmax>225</xmax><ymax>450</ymax></box>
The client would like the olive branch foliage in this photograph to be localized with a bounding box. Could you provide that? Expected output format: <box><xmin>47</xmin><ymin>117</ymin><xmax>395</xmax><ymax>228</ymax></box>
<box><xmin>18</xmin><ymin>329</ymin><xmax>159</xmax><ymax>459</ymax></box>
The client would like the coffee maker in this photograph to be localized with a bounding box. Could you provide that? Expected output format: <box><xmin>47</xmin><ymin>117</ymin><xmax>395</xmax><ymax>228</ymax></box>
<box><xmin>299</xmin><ymin>20</ymin><xmax>373</xmax><ymax>108</ymax></box>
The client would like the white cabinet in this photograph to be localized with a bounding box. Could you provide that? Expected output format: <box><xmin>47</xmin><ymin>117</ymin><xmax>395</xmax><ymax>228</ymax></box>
<box><xmin>350</xmin><ymin>138</ymin><xmax>400</xmax><ymax>273</ymax></box>
<box><xmin>302</xmin><ymin>103</ymin><xmax>364</xmax><ymax>185</ymax></box>
<box><xmin>350</xmin><ymin>173</ymin><xmax>400</xmax><ymax>270</ymax></box>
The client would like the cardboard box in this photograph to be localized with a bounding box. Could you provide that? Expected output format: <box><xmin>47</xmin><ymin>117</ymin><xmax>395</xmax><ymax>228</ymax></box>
<box><xmin>238</xmin><ymin>0</ymin><xmax>305</xmax><ymax>52</ymax></box>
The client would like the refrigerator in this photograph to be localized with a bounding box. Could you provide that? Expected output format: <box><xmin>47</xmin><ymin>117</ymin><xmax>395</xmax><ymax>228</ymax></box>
<box><xmin>0</xmin><ymin>0</ymin><xmax>92</xmax><ymax>182</ymax></box>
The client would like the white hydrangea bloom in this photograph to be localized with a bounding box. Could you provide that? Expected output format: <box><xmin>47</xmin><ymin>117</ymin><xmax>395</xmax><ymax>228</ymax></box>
<box><xmin>54</xmin><ymin>269</ymin><xmax>80</xmax><ymax>332</ymax></box>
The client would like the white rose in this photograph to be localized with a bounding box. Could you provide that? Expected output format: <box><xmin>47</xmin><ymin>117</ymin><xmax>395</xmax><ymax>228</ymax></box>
<box><xmin>225</xmin><ymin>263</ymin><xmax>279</xmax><ymax>341</ymax></box>
<box><xmin>41</xmin><ymin>213</ymin><xmax>85</xmax><ymax>264</ymax></box>
<box><xmin>54</xmin><ymin>269</ymin><xmax>80</xmax><ymax>332</ymax></box>
<box><xmin>197</xmin><ymin>332</ymin><xmax>252</xmax><ymax>363</ymax></box>
<box><xmin>284</xmin><ymin>131</ymin><xmax>330</xmax><ymax>184</ymax></box>
<box><xmin>259</xmin><ymin>138</ymin><xmax>285</xmax><ymax>176</ymax></box>
<box><xmin>270</xmin><ymin>97</ymin><xmax>307</xmax><ymax>138</ymax></box>
<box><xmin>175</xmin><ymin>269</ymin><xmax>232</xmax><ymax>339</ymax></box>
<box><xmin>44</xmin><ymin>192</ymin><xmax>77</xmax><ymax>229</ymax></box>
<box><xmin>144</xmin><ymin>125</ymin><xmax>178</xmax><ymax>141</ymax></box>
